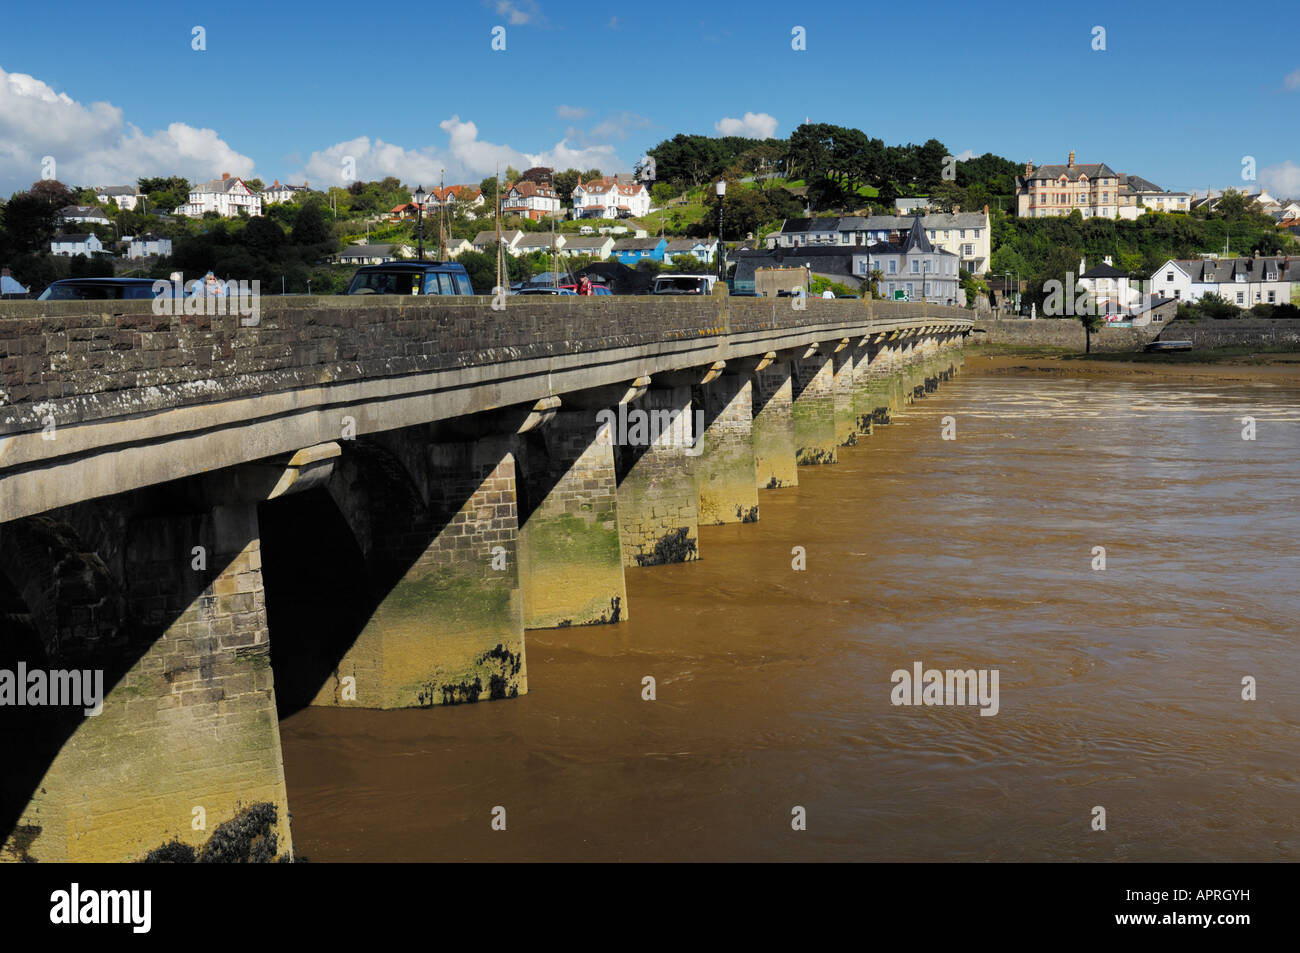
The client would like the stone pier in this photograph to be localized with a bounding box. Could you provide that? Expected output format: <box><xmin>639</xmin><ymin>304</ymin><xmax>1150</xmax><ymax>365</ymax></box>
<box><xmin>751</xmin><ymin>356</ymin><xmax>799</xmax><ymax>490</ymax></box>
<box><xmin>614</xmin><ymin>384</ymin><xmax>701</xmax><ymax>566</ymax></box>
<box><xmin>790</xmin><ymin>348</ymin><xmax>838</xmax><ymax>465</ymax></box>
<box><xmin>694</xmin><ymin>371</ymin><xmax>760</xmax><ymax>525</ymax></box>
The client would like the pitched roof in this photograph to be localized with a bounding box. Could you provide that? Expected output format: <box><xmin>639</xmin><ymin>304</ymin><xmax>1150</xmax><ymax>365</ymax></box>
<box><xmin>1119</xmin><ymin>174</ymin><xmax>1163</xmax><ymax>193</ymax></box>
<box><xmin>902</xmin><ymin>217</ymin><xmax>932</xmax><ymax>253</ymax></box>
<box><xmin>612</xmin><ymin>237</ymin><xmax>665</xmax><ymax>250</ymax></box>
<box><xmin>193</xmin><ymin>176</ymin><xmax>252</xmax><ymax>194</ymax></box>
<box><xmin>471</xmin><ymin>229</ymin><xmax>522</xmax><ymax>245</ymax></box>
<box><xmin>828</xmin><ymin>212</ymin><xmax>988</xmax><ymax>232</ymax></box>
<box><xmin>515</xmin><ymin>233</ymin><xmax>563</xmax><ymax>249</ymax></box>
<box><xmin>1171</xmin><ymin>256</ymin><xmax>1297</xmax><ymax>283</ymax></box>
<box><xmin>1026</xmin><ymin>162</ymin><xmax>1117</xmax><ymax>182</ymax></box>
<box><xmin>96</xmin><ymin>185</ymin><xmax>139</xmax><ymax>196</ymax></box>
<box><xmin>665</xmin><ymin>238</ymin><xmax>715</xmax><ymax>251</ymax></box>
<box><xmin>778</xmin><ymin>217</ymin><xmax>840</xmax><ymax>233</ymax></box>
<box><xmin>562</xmin><ymin>235</ymin><xmax>613</xmax><ymax>249</ymax></box>
<box><xmin>1080</xmin><ymin>262</ymin><xmax>1128</xmax><ymax>278</ymax></box>
<box><xmin>53</xmin><ymin>233</ymin><xmax>97</xmax><ymax>242</ymax></box>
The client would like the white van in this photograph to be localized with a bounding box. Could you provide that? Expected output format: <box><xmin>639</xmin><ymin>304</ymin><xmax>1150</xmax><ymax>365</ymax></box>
<box><xmin>652</xmin><ymin>274</ymin><xmax>718</xmax><ymax>295</ymax></box>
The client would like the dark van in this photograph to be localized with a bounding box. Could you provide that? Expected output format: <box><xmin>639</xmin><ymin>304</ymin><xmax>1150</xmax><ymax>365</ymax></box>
<box><xmin>345</xmin><ymin>262</ymin><xmax>474</xmax><ymax>296</ymax></box>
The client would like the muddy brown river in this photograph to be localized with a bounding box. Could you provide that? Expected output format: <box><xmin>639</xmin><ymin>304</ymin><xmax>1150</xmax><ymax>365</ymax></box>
<box><xmin>278</xmin><ymin>370</ymin><xmax>1300</xmax><ymax>861</ymax></box>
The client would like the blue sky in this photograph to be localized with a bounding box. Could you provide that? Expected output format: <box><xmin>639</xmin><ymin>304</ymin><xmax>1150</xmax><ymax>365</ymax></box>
<box><xmin>1</xmin><ymin>0</ymin><xmax>1297</xmax><ymax>198</ymax></box>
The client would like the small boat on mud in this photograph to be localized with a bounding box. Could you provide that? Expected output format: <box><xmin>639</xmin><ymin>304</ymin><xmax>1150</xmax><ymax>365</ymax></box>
<box><xmin>1144</xmin><ymin>339</ymin><xmax>1194</xmax><ymax>352</ymax></box>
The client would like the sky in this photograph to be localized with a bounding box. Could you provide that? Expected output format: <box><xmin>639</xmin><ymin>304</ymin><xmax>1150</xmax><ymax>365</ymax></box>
<box><xmin>1</xmin><ymin>0</ymin><xmax>1297</xmax><ymax>200</ymax></box>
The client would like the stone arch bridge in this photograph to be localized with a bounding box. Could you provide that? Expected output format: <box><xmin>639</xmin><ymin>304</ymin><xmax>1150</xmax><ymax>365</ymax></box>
<box><xmin>0</xmin><ymin>293</ymin><xmax>969</xmax><ymax>861</ymax></box>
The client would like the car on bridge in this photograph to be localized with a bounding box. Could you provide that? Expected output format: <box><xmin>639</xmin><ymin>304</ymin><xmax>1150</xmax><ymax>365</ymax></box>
<box><xmin>345</xmin><ymin>262</ymin><xmax>474</xmax><ymax>296</ymax></box>
<box><xmin>36</xmin><ymin>277</ymin><xmax>176</xmax><ymax>301</ymax></box>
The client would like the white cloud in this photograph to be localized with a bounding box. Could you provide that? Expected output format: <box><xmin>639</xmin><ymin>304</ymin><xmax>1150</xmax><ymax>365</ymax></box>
<box><xmin>297</xmin><ymin>116</ymin><xmax>623</xmax><ymax>187</ymax></box>
<box><xmin>954</xmin><ymin>149</ymin><xmax>975</xmax><ymax>162</ymax></box>
<box><xmin>1284</xmin><ymin>68</ymin><xmax>1300</xmax><ymax>91</ymax></box>
<box><xmin>586</xmin><ymin>112</ymin><xmax>652</xmax><ymax>141</ymax></box>
<box><xmin>0</xmin><ymin>66</ymin><xmax>254</xmax><ymax>195</ymax></box>
<box><xmin>1259</xmin><ymin>160</ymin><xmax>1300</xmax><ymax>198</ymax></box>
<box><xmin>556</xmin><ymin>104</ymin><xmax>589</xmax><ymax>120</ymax></box>
<box><xmin>608</xmin><ymin>16</ymin><xmax>619</xmax><ymax>29</ymax></box>
<box><xmin>492</xmin><ymin>0</ymin><xmax>540</xmax><ymax>25</ymax></box>
<box><xmin>714</xmin><ymin>112</ymin><xmax>779</xmax><ymax>139</ymax></box>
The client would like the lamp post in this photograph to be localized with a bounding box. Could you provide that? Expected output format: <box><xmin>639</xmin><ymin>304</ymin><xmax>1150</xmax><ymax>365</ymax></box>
<box><xmin>413</xmin><ymin>184</ymin><xmax>427</xmax><ymax>261</ymax></box>
<box><xmin>716</xmin><ymin>180</ymin><xmax>726</xmax><ymax>283</ymax></box>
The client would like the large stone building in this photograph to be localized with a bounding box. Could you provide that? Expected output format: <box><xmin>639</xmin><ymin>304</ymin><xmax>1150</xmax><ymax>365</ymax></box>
<box><xmin>1016</xmin><ymin>152</ymin><xmax>1120</xmax><ymax>219</ymax></box>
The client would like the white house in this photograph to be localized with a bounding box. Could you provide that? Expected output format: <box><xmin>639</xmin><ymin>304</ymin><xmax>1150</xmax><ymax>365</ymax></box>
<box><xmin>126</xmin><ymin>234</ymin><xmax>173</xmax><ymax>259</ymax></box>
<box><xmin>571</xmin><ymin>176</ymin><xmax>651</xmax><ymax>219</ymax></box>
<box><xmin>770</xmin><ymin>210</ymin><xmax>993</xmax><ymax>274</ymax></box>
<box><xmin>178</xmin><ymin>173</ymin><xmax>263</xmax><ymax>218</ymax></box>
<box><xmin>94</xmin><ymin>186</ymin><xmax>143</xmax><ymax>210</ymax></box>
<box><xmin>441</xmin><ymin>236</ymin><xmax>471</xmax><ymax>257</ymax></box>
<box><xmin>1149</xmin><ymin>256</ymin><xmax>1296</xmax><ymax>307</ymax></box>
<box><xmin>59</xmin><ymin>205</ymin><xmax>111</xmax><ymax>226</ymax></box>
<box><xmin>427</xmin><ymin>185</ymin><xmax>485</xmax><ymax>218</ymax></box>
<box><xmin>560</xmin><ymin>234</ymin><xmax>615</xmax><ymax>260</ymax></box>
<box><xmin>51</xmin><ymin>233</ymin><xmax>105</xmax><ymax>257</ymax></box>
<box><xmin>470</xmin><ymin>229</ymin><xmax>524</xmax><ymax>255</ymax></box>
<box><xmin>1077</xmin><ymin>257</ymin><xmax>1142</xmax><ymax>314</ymax></box>
<box><xmin>514</xmin><ymin>232</ymin><xmax>566</xmax><ymax>255</ymax></box>
<box><xmin>664</xmin><ymin>237</ymin><xmax>718</xmax><ymax>265</ymax></box>
<box><xmin>501</xmin><ymin>181</ymin><xmax>561</xmax><ymax>221</ymax></box>
<box><xmin>262</xmin><ymin>180</ymin><xmax>312</xmax><ymax>204</ymax></box>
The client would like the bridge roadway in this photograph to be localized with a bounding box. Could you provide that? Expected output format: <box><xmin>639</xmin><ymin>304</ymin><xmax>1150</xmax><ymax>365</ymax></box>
<box><xmin>0</xmin><ymin>293</ymin><xmax>969</xmax><ymax>861</ymax></box>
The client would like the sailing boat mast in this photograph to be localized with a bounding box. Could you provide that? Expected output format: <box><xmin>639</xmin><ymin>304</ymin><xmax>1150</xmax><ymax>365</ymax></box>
<box><xmin>495</xmin><ymin>164</ymin><xmax>504</xmax><ymax>296</ymax></box>
<box><xmin>438</xmin><ymin>168</ymin><xmax>447</xmax><ymax>260</ymax></box>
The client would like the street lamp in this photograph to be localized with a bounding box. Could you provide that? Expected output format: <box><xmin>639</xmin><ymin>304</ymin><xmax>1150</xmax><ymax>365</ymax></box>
<box><xmin>413</xmin><ymin>184</ymin><xmax>427</xmax><ymax>261</ymax></box>
<box><xmin>716</xmin><ymin>180</ymin><xmax>727</xmax><ymax>282</ymax></box>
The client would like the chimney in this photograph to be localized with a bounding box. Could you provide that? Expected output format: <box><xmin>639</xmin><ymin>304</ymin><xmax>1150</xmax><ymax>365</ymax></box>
<box><xmin>1</xmin><ymin>267</ymin><xmax>10</xmax><ymax>277</ymax></box>
<box><xmin>221</xmin><ymin>172</ymin><xmax>230</xmax><ymax>180</ymax></box>
<box><xmin>1025</xmin><ymin>160</ymin><xmax>1033</xmax><ymax>175</ymax></box>
<box><xmin>1067</xmin><ymin>151</ymin><xmax>1075</xmax><ymax>169</ymax></box>
<box><xmin>983</xmin><ymin>204</ymin><xmax>989</xmax><ymax>216</ymax></box>
<box><xmin>273</xmin><ymin>179</ymin><xmax>279</xmax><ymax>186</ymax></box>
<box><xmin>1104</xmin><ymin>255</ymin><xmax>1113</xmax><ymax>266</ymax></box>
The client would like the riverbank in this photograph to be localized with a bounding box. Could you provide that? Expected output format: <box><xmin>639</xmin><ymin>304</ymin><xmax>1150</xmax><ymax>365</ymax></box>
<box><xmin>966</xmin><ymin>343</ymin><xmax>1300</xmax><ymax>382</ymax></box>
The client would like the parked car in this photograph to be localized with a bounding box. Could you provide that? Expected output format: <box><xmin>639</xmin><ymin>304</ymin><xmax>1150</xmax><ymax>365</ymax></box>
<box><xmin>345</xmin><ymin>262</ymin><xmax>474</xmax><ymax>296</ymax></box>
<box><xmin>729</xmin><ymin>288</ymin><xmax>763</xmax><ymax>297</ymax></box>
<box><xmin>36</xmin><ymin>277</ymin><xmax>173</xmax><ymax>301</ymax></box>
<box><xmin>652</xmin><ymin>274</ymin><xmax>718</xmax><ymax>295</ymax></box>
<box><xmin>513</xmin><ymin>287</ymin><xmax>576</xmax><ymax>295</ymax></box>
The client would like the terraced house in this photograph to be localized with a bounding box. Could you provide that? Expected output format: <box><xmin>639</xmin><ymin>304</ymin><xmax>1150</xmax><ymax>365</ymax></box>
<box><xmin>768</xmin><ymin>209</ymin><xmax>992</xmax><ymax>275</ymax></box>
<box><xmin>1149</xmin><ymin>255</ymin><xmax>1300</xmax><ymax>307</ymax></box>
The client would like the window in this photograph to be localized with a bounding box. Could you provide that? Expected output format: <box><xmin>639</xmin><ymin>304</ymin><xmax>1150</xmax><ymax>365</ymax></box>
<box><xmin>910</xmin><ymin>260</ymin><xmax>919</xmax><ymax>273</ymax></box>
<box><xmin>923</xmin><ymin>260</ymin><xmax>931</xmax><ymax>272</ymax></box>
<box><xmin>960</xmin><ymin>229</ymin><xmax>966</xmax><ymax>238</ymax></box>
<box><xmin>888</xmin><ymin>260</ymin><xmax>897</xmax><ymax>274</ymax></box>
<box><xmin>1166</xmin><ymin>271</ymin><xmax>1174</xmax><ymax>281</ymax></box>
<box><xmin>924</xmin><ymin>282</ymin><xmax>931</xmax><ymax>295</ymax></box>
<box><xmin>1268</xmin><ymin>291</ymin><xmax>1276</xmax><ymax>303</ymax></box>
<box><xmin>1236</xmin><ymin>292</ymin><xmax>1244</xmax><ymax>304</ymax></box>
<box><xmin>905</xmin><ymin>282</ymin><xmax>914</xmax><ymax>296</ymax></box>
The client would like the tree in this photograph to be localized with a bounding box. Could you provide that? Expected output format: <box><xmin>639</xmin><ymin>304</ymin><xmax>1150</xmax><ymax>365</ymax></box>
<box><xmin>504</xmin><ymin>165</ymin><xmax>522</xmax><ymax>185</ymax></box>
<box><xmin>479</xmin><ymin>176</ymin><xmax>500</xmax><ymax>206</ymax></box>
<box><xmin>291</xmin><ymin>203</ymin><xmax>332</xmax><ymax>249</ymax></box>
<box><xmin>553</xmin><ymin>169</ymin><xmax>581</xmax><ymax>202</ymax></box>
<box><xmin>1079</xmin><ymin>312</ymin><xmax>1101</xmax><ymax>353</ymax></box>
